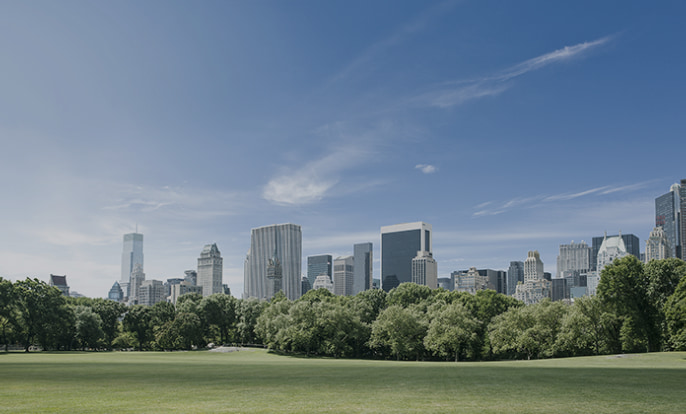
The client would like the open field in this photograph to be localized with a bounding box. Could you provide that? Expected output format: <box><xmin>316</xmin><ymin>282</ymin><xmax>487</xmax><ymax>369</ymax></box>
<box><xmin>1</xmin><ymin>350</ymin><xmax>685</xmax><ymax>413</ymax></box>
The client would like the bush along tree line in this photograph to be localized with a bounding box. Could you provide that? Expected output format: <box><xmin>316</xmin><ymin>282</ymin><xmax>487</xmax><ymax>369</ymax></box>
<box><xmin>1</xmin><ymin>256</ymin><xmax>686</xmax><ymax>359</ymax></box>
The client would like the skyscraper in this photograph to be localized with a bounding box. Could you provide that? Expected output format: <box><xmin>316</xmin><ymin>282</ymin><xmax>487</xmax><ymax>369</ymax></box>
<box><xmin>655</xmin><ymin>183</ymin><xmax>681</xmax><ymax>258</ymax></box>
<box><xmin>381</xmin><ymin>222</ymin><xmax>432</xmax><ymax>292</ymax></box>
<box><xmin>244</xmin><ymin>223</ymin><xmax>302</xmax><ymax>300</ymax></box>
<box><xmin>514</xmin><ymin>251</ymin><xmax>551</xmax><ymax>305</ymax></box>
<box><xmin>333</xmin><ymin>256</ymin><xmax>354</xmax><ymax>296</ymax></box>
<box><xmin>120</xmin><ymin>232</ymin><xmax>143</xmax><ymax>296</ymax></box>
<box><xmin>307</xmin><ymin>254</ymin><xmax>332</xmax><ymax>288</ymax></box>
<box><xmin>411</xmin><ymin>251</ymin><xmax>437</xmax><ymax>289</ymax></box>
<box><xmin>197</xmin><ymin>243</ymin><xmax>223</xmax><ymax>297</ymax></box>
<box><xmin>645</xmin><ymin>226</ymin><xmax>671</xmax><ymax>262</ymax></box>
<box><xmin>507</xmin><ymin>261</ymin><xmax>524</xmax><ymax>296</ymax></box>
<box><xmin>353</xmin><ymin>242</ymin><xmax>373</xmax><ymax>295</ymax></box>
<box><xmin>556</xmin><ymin>241</ymin><xmax>590</xmax><ymax>278</ymax></box>
<box><xmin>129</xmin><ymin>263</ymin><xmax>145</xmax><ymax>304</ymax></box>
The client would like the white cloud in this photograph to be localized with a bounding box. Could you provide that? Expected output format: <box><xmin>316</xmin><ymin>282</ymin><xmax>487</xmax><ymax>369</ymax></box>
<box><xmin>415</xmin><ymin>164</ymin><xmax>437</xmax><ymax>174</ymax></box>
<box><xmin>416</xmin><ymin>35</ymin><xmax>613</xmax><ymax>108</ymax></box>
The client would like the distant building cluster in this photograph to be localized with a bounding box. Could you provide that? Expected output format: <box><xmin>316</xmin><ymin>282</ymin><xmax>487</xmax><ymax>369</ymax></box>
<box><xmin>42</xmin><ymin>178</ymin><xmax>686</xmax><ymax>307</ymax></box>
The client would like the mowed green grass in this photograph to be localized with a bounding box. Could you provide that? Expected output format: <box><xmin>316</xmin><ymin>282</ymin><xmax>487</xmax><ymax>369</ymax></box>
<box><xmin>1</xmin><ymin>350</ymin><xmax>685</xmax><ymax>413</ymax></box>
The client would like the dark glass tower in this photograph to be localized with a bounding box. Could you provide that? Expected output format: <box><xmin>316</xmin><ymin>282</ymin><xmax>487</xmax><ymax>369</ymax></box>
<box><xmin>381</xmin><ymin>222</ymin><xmax>432</xmax><ymax>292</ymax></box>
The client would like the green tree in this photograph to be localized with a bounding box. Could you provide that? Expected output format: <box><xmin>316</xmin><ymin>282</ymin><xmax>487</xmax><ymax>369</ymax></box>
<box><xmin>0</xmin><ymin>278</ymin><xmax>16</xmax><ymax>351</ymax></box>
<box><xmin>370</xmin><ymin>305</ymin><xmax>427</xmax><ymax>360</ymax></box>
<box><xmin>555</xmin><ymin>295</ymin><xmax>621</xmax><ymax>356</ymax></box>
<box><xmin>664</xmin><ymin>275</ymin><xmax>686</xmax><ymax>350</ymax></box>
<box><xmin>199</xmin><ymin>294</ymin><xmax>237</xmax><ymax>345</ymax></box>
<box><xmin>91</xmin><ymin>299</ymin><xmax>126</xmax><ymax>350</ymax></box>
<box><xmin>73</xmin><ymin>305</ymin><xmax>104</xmax><ymax>350</ymax></box>
<box><xmin>316</xmin><ymin>301</ymin><xmax>370</xmax><ymax>358</ymax></box>
<box><xmin>424</xmin><ymin>302</ymin><xmax>480</xmax><ymax>361</ymax></box>
<box><xmin>597</xmin><ymin>256</ymin><xmax>660</xmax><ymax>352</ymax></box>
<box><xmin>387</xmin><ymin>283</ymin><xmax>432</xmax><ymax>308</ymax></box>
<box><xmin>13</xmin><ymin>278</ymin><xmax>70</xmax><ymax>352</ymax></box>
<box><xmin>236</xmin><ymin>298</ymin><xmax>266</xmax><ymax>344</ymax></box>
<box><xmin>123</xmin><ymin>305</ymin><xmax>153</xmax><ymax>351</ymax></box>
<box><xmin>349</xmin><ymin>288</ymin><xmax>387</xmax><ymax>324</ymax></box>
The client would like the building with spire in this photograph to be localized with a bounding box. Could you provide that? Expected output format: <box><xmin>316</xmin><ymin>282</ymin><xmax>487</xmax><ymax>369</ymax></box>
<box><xmin>244</xmin><ymin>223</ymin><xmax>302</xmax><ymax>300</ymax></box>
<box><xmin>266</xmin><ymin>245</ymin><xmax>283</xmax><ymax>297</ymax></box>
<box><xmin>198</xmin><ymin>243</ymin><xmax>223</xmax><ymax>297</ymax></box>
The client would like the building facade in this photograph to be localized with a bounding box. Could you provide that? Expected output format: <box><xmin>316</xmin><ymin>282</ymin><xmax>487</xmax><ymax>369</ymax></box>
<box><xmin>591</xmin><ymin>233</ymin><xmax>639</xmax><ymax>271</ymax></box>
<box><xmin>198</xmin><ymin>243</ymin><xmax>223</xmax><ymax>297</ymax></box>
<box><xmin>333</xmin><ymin>256</ymin><xmax>354</xmax><ymax>296</ymax></box>
<box><xmin>454</xmin><ymin>267</ymin><xmax>488</xmax><ymax>294</ymax></box>
<box><xmin>381</xmin><ymin>222</ymin><xmax>432</xmax><ymax>292</ymax></box>
<box><xmin>556</xmin><ymin>241</ymin><xmax>590</xmax><ymax>279</ymax></box>
<box><xmin>108</xmin><ymin>281</ymin><xmax>123</xmax><ymax>302</ymax></box>
<box><xmin>411</xmin><ymin>251</ymin><xmax>437</xmax><ymax>289</ymax></box>
<box><xmin>128</xmin><ymin>263</ymin><xmax>145</xmax><ymax>304</ymax></box>
<box><xmin>596</xmin><ymin>233</ymin><xmax>629</xmax><ymax>272</ymax></box>
<box><xmin>645</xmin><ymin>226</ymin><xmax>672</xmax><ymax>262</ymax></box>
<box><xmin>169</xmin><ymin>281</ymin><xmax>203</xmax><ymax>305</ymax></box>
<box><xmin>680</xmin><ymin>179</ymin><xmax>686</xmax><ymax>259</ymax></box>
<box><xmin>312</xmin><ymin>274</ymin><xmax>334</xmax><ymax>293</ymax></box>
<box><xmin>138</xmin><ymin>280</ymin><xmax>165</xmax><ymax>306</ymax></box>
<box><xmin>244</xmin><ymin>223</ymin><xmax>302</xmax><ymax>301</ymax></box>
<box><xmin>353</xmin><ymin>242</ymin><xmax>373</xmax><ymax>295</ymax></box>
<box><xmin>307</xmin><ymin>255</ymin><xmax>332</xmax><ymax>289</ymax></box>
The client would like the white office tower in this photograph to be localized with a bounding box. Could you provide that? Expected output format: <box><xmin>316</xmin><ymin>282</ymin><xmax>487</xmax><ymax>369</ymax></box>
<box><xmin>645</xmin><ymin>227</ymin><xmax>672</xmax><ymax>262</ymax></box>
<box><xmin>334</xmin><ymin>256</ymin><xmax>354</xmax><ymax>296</ymax></box>
<box><xmin>411</xmin><ymin>251</ymin><xmax>437</xmax><ymax>289</ymax></box>
<box><xmin>244</xmin><ymin>223</ymin><xmax>302</xmax><ymax>301</ymax></box>
<box><xmin>120</xmin><ymin>232</ymin><xmax>143</xmax><ymax>297</ymax></box>
<box><xmin>556</xmin><ymin>241</ymin><xmax>590</xmax><ymax>278</ymax></box>
<box><xmin>514</xmin><ymin>251</ymin><xmax>551</xmax><ymax>305</ymax></box>
<box><xmin>198</xmin><ymin>243</ymin><xmax>223</xmax><ymax>297</ymax></box>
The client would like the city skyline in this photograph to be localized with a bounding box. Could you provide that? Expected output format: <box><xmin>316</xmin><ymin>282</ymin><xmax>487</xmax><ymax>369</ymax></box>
<box><xmin>1</xmin><ymin>1</ymin><xmax>684</xmax><ymax>297</ymax></box>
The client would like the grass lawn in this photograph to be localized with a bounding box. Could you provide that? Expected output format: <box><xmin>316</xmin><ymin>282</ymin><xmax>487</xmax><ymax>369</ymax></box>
<box><xmin>1</xmin><ymin>350</ymin><xmax>685</xmax><ymax>413</ymax></box>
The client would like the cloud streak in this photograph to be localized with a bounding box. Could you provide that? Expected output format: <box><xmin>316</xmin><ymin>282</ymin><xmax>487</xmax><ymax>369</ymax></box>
<box><xmin>473</xmin><ymin>180</ymin><xmax>650</xmax><ymax>217</ymax></box>
<box><xmin>416</xmin><ymin>35</ymin><xmax>613</xmax><ymax>108</ymax></box>
<box><xmin>415</xmin><ymin>164</ymin><xmax>437</xmax><ymax>174</ymax></box>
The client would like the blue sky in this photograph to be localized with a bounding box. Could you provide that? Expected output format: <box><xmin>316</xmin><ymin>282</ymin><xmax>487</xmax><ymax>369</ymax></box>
<box><xmin>1</xmin><ymin>1</ymin><xmax>684</xmax><ymax>297</ymax></box>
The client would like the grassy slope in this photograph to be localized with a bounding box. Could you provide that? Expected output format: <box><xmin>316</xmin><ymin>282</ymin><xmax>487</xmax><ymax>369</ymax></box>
<box><xmin>1</xmin><ymin>350</ymin><xmax>685</xmax><ymax>413</ymax></box>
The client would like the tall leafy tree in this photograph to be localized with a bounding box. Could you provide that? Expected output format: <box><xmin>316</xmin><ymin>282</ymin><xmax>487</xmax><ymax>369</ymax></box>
<box><xmin>387</xmin><ymin>283</ymin><xmax>432</xmax><ymax>308</ymax></box>
<box><xmin>424</xmin><ymin>302</ymin><xmax>479</xmax><ymax>361</ymax></box>
<box><xmin>370</xmin><ymin>305</ymin><xmax>427</xmax><ymax>360</ymax></box>
<box><xmin>91</xmin><ymin>299</ymin><xmax>126</xmax><ymax>350</ymax></box>
<box><xmin>236</xmin><ymin>298</ymin><xmax>266</xmax><ymax>345</ymax></box>
<box><xmin>664</xmin><ymin>276</ymin><xmax>686</xmax><ymax>350</ymax></box>
<box><xmin>13</xmin><ymin>278</ymin><xmax>70</xmax><ymax>352</ymax></box>
<box><xmin>597</xmin><ymin>256</ymin><xmax>660</xmax><ymax>352</ymax></box>
<box><xmin>123</xmin><ymin>305</ymin><xmax>153</xmax><ymax>351</ymax></box>
<box><xmin>199</xmin><ymin>294</ymin><xmax>237</xmax><ymax>345</ymax></box>
<box><xmin>73</xmin><ymin>305</ymin><xmax>104</xmax><ymax>350</ymax></box>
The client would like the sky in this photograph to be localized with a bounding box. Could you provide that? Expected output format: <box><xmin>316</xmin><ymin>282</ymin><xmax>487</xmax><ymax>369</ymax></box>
<box><xmin>1</xmin><ymin>1</ymin><xmax>684</xmax><ymax>298</ymax></box>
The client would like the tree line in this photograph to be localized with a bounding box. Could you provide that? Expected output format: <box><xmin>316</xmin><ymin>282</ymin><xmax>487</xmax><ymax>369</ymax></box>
<box><xmin>1</xmin><ymin>256</ymin><xmax>685</xmax><ymax>360</ymax></box>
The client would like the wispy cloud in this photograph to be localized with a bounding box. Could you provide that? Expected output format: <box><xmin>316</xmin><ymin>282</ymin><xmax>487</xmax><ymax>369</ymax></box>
<box><xmin>473</xmin><ymin>180</ymin><xmax>649</xmax><ymax>217</ymax></box>
<box><xmin>262</xmin><ymin>122</ymin><xmax>395</xmax><ymax>205</ymax></box>
<box><xmin>415</xmin><ymin>164</ymin><xmax>437</xmax><ymax>174</ymax></box>
<box><xmin>326</xmin><ymin>0</ymin><xmax>458</xmax><ymax>86</ymax></box>
<box><xmin>415</xmin><ymin>35</ymin><xmax>614</xmax><ymax>108</ymax></box>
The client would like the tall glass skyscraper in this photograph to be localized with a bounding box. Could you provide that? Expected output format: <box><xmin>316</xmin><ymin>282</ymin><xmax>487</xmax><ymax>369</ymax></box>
<box><xmin>380</xmin><ymin>222</ymin><xmax>431</xmax><ymax>292</ymax></box>
<box><xmin>353</xmin><ymin>242</ymin><xmax>373</xmax><ymax>295</ymax></box>
<box><xmin>244</xmin><ymin>223</ymin><xmax>302</xmax><ymax>301</ymax></box>
<box><xmin>655</xmin><ymin>183</ymin><xmax>681</xmax><ymax>259</ymax></box>
<box><xmin>120</xmin><ymin>232</ymin><xmax>143</xmax><ymax>297</ymax></box>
